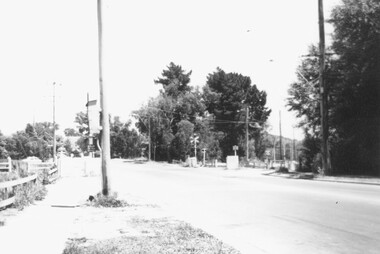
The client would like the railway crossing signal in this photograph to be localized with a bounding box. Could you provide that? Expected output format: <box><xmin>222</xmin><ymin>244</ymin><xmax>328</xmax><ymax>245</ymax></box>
<box><xmin>190</xmin><ymin>134</ymin><xmax>199</xmax><ymax>158</ymax></box>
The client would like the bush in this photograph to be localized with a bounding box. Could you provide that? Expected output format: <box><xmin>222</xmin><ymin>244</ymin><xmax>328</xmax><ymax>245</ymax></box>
<box><xmin>13</xmin><ymin>182</ymin><xmax>47</xmax><ymax>210</ymax></box>
<box><xmin>92</xmin><ymin>192</ymin><xmax>127</xmax><ymax>208</ymax></box>
<box><xmin>0</xmin><ymin>172</ymin><xmax>18</xmax><ymax>183</ymax></box>
<box><xmin>277</xmin><ymin>167</ymin><xmax>289</xmax><ymax>173</ymax></box>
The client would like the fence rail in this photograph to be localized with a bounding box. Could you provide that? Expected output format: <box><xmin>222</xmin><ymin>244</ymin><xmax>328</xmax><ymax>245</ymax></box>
<box><xmin>0</xmin><ymin>160</ymin><xmax>60</xmax><ymax>209</ymax></box>
<box><xmin>0</xmin><ymin>157</ymin><xmax>12</xmax><ymax>172</ymax></box>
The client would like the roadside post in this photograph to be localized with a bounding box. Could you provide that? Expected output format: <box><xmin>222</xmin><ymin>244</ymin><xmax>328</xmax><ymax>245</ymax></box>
<box><xmin>227</xmin><ymin>145</ymin><xmax>239</xmax><ymax>170</ymax></box>
<box><xmin>201</xmin><ymin>148</ymin><xmax>207</xmax><ymax>166</ymax></box>
<box><xmin>190</xmin><ymin>134</ymin><xmax>199</xmax><ymax>166</ymax></box>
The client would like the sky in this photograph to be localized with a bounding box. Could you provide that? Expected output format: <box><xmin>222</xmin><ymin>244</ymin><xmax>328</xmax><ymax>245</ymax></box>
<box><xmin>0</xmin><ymin>0</ymin><xmax>342</xmax><ymax>140</ymax></box>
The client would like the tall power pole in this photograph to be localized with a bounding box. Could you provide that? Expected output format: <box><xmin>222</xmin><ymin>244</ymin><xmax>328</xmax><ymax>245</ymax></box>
<box><xmin>318</xmin><ymin>0</ymin><xmax>330</xmax><ymax>175</ymax></box>
<box><xmin>97</xmin><ymin>0</ymin><xmax>111</xmax><ymax>196</ymax></box>
<box><xmin>52</xmin><ymin>82</ymin><xmax>57</xmax><ymax>164</ymax></box>
<box><xmin>279</xmin><ymin>111</ymin><xmax>283</xmax><ymax>161</ymax></box>
<box><xmin>148</xmin><ymin>115</ymin><xmax>151</xmax><ymax>161</ymax></box>
<box><xmin>246</xmin><ymin>105</ymin><xmax>249</xmax><ymax>163</ymax></box>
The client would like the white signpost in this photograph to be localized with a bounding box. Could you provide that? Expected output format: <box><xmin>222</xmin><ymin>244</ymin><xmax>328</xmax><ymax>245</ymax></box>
<box><xmin>201</xmin><ymin>148</ymin><xmax>207</xmax><ymax>166</ymax></box>
<box><xmin>189</xmin><ymin>134</ymin><xmax>199</xmax><ymax>167</ymax></box>
<box><xmin>227</xmin><ymin>145</ymin><xmax>239</xmax><ymax>170</ymax></box>
<box><xmin>233</xmin><ymin>145</ymin><xmax>239</xmax><ymax>156</ymax></box>
<box><xmin>190</xmin><ymin>134</ymin><xmax>199</xmax><ymax>158</ymax></box>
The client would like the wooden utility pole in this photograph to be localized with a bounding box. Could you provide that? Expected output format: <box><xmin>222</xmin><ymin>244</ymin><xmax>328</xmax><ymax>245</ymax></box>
<box><xmin>52</xmin><ymin>82</ymin><xmax>57</xmax><ymax>165</ymax></box>
<box><xmin>318</xmin><ymin>0</ymin><xmax>330</xmax><ymax>175</ymax></box>
<box><xmin>292</xmin><ymin>127</ymin><xmax>296</xmax><ymax>161</ymax></box>
<box><xmin>245</xmin><ymin>105</ymin><xmax>249</xmax><ymax>163</ymax></box>
<box><xmin>279</xmin><ymin>111</ymin><xmax>283</xmax><ymax>161</ymax></box>
<box><xmin>148</xmin><ymin>115</ymin><xmax>151</xmax><ymax>161</ymax></box>
<box><xmin>97</xmin><ymin>0</ymin><xmax>111</xmax><ymax>196</ymax></box>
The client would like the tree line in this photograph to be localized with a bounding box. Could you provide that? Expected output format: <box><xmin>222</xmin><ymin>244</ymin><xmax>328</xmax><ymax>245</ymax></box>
<box><xmin>134</xmin><ymin>63</ymin><xmax>271</xmax><ymax>163</ymax></box>
<box><xmin>287</xmin><ymin>0</ymin><xmax>380</xmax><ymax>176</ymax></box>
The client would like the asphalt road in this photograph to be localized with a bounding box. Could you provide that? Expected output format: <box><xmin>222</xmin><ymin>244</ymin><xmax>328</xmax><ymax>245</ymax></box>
<box><xmin>107</xmin><ymin>160</ymin><xmax>380</xmax><ymax>254</ymax></box>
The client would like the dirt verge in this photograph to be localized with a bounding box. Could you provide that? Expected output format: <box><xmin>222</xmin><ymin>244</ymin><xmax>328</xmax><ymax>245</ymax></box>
<box><xmin>63</xmin><ymin>200</ymin><xmax>240</xmax><ymax>254</ymax></box>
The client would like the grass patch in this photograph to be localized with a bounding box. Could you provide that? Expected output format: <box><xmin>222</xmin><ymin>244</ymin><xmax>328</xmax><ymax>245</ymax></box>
<box><xmin>63</xmin><ymin>218</ymin><xmax>240</xmax><ymax>254</ymax></box>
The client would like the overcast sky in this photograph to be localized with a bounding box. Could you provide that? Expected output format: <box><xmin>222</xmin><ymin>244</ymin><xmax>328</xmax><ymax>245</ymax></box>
<box><xmin>0</xmin><ymin>0</ymin><xmax>341</xmax><ymax>139</ymax></box>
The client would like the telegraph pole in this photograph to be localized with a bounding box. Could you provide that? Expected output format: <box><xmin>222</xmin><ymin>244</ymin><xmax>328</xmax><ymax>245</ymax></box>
<box><xmin>148</xmin><ymin>115</ymin><xmax>151</xmax><ymax>161</ymax></box>
<box><xmin>318</xmin><ymin>0</ymin><xmax>330</xmax><ymax>175</ymax></box>
<box><xmin>279</xmin><ymin>111</ymin><xmax>283</xmax><ymax>161</ymax></box>
<box><xmin>246</xmin><ymin>105</ymin><xmax>249</xmax><ymax>163</ymax></box>
<box><xmin>97</xmin><ymin>0</ymin><xmax>111</xmax><ymax>196</ymax></box>
<box><xmin>52</xmin><ymin>82</ymin><xmax>57</xmax><ymax>164</ymax></box>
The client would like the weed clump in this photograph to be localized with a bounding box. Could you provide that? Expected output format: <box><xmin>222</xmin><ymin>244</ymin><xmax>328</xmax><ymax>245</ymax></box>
<box><xmin>13</xmin><ymin>182</ymin><xmax>47</xmax><ymax>210</ymax></box>
<box><xmin>276</xmin><ymin>167</ymin><xmax>289</xmax><ymax>173</ymax></box>
<box><xmin>91</xmin><ymin>192</ymin><xmax>128</xmax><ymax>208</ymax></box>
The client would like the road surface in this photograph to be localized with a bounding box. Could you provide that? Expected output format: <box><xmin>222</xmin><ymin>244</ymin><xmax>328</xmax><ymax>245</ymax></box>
<box><xmin>105</xmin><ymin>160</ymin><xmax>380</xmax><ymax>254</ymax></box>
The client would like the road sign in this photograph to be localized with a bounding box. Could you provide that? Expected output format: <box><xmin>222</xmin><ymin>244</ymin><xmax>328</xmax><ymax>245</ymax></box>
<box><xmin>190</xmin><ymin>135</ymin><xmax>199</xmax><ymax>144</ymax></box>
<box><xmin>233</xmin><ymin>145</ymin><xmax>238</xmax><ymax>156</ymax></box>
<box><xmin>190</xmin><ymin>135</ymin><xmax>200</xmax><ymax>158</ymax></box>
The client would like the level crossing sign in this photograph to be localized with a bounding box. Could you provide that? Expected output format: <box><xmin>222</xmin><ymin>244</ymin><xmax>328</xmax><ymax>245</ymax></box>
<box><xmin>190</xmin><ymin>135</ymin><xmax>199</xmax><ymax>144</ymax></box>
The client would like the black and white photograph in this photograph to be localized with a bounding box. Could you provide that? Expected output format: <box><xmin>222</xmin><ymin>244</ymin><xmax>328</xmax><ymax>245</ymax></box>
<box><xmin>0</xmin><ymin>0</ymin><xmax>379</xmax><ymax>253</ymax></box>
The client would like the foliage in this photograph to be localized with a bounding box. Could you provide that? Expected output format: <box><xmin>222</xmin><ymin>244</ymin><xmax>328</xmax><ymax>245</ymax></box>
<box><xmin>63</xmin><ymin>139</ymin><xmax>74</xmax><ymax>155</ymax></box>
<box><xmin>0</xmin><ymin>172</ymin><xmax>19</xmax><ymax>182</ymax></box>
<box><xmin>287</xmin><ymin>0</ymin><xmax>380</xmax><ymax>175</ymax></box>
<box><xmin>13</xmin><ymin>181</ymin><xmax>47</xmax><ymax>210</ymax></box>
<box><xmin>276</xmin><ymin>167</ymin><xmax>289</xmax><ymax>173</ymax></box>
<box><xmin>328</xmin><ymin>0</ymin><xmax>380</xmax><ymax>175</ymax></box>
<box><xmin>74</xmin><ymin>112</ymin><xmax>89</xmax><ymax>135</ymax></box>
<box><xmin>92</xmin><ymin>192</ymin><xmax>127</xmax><ymax>208</ymax></box>
<box><xmin>0</xmin><ymin>131</ymin><xmax>7</xmax><ymax>159</ymax></box>
<box><xmin>135</xmin><ymin>64</ymin><xmax>270</xmax><ymax>163</ymax></box>
<box><xmin>64</xmin><ymin>128</ymin><xmax>80</xmax><ymax>137</ymax></box>
<box><xmin>0</xmin><ymin>122</ymin><xmax>58</xmax><ymax>161</ymax></box>
<box><xmin>203</xmin><ymin>68</ymin><xmax>271</xmax><ymax>160</ymax></box>
<box><xmin>154</xmin><ymin>62</ymin><xmax>192</xmax><ymax>98</ymax></box>
<box><xmin>171</xmin><ymin>120</ymin><xmax>194</xmax><ymax>161</ymax></box>
<box><xmin>134</xmin><ymin>87</ymin><xmax>205</xmax><ymax>162</ymax></box>
<box><xmin>297</xmin><ymin>133</ymin><xmax>321</xmax><ymax>173</ymax></box>
<box><xmin>110</xmin><ymin>116</ymin><xmax>143</xmax><ymax>158</ymax></box>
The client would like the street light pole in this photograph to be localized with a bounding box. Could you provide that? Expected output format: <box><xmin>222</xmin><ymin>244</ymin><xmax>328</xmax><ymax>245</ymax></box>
<box><xmin>97</xmin><ymin>0</ymin><xmax>111</xmax><ymax>196</ymax></box>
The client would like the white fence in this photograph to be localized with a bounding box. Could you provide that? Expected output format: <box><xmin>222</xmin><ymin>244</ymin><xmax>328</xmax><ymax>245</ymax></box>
<box><xmin>0</xmin><ymin>157</ymin><xmax>11</xmax><ymax>172</ymax></box>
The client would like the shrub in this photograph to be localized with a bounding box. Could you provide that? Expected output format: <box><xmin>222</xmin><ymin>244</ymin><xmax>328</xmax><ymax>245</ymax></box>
<box><xmin>92</xmin><ymin>192</ymin><xmax>127</xmax><ymax>208</ymax></box>
<box><xmin>277</xmin><ymin>167</ymin><xmax>289</xmax><ymax>173</ymax></box>
<box><xmin>13</xmin><ymin>181</ymin><xmax>47</xmax><ymax>210</ymax></box>
<box><xmin>0</xmin><ymin>172</ymin><xmax>18</xmax><ymax>183</ymax></box>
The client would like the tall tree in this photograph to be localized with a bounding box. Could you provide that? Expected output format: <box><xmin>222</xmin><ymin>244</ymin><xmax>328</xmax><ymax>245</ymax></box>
<box><xmin>110</xmin><ymin>116</ymin><xmax>143</xmax><ymax>158</ymax></box>
<box><xmin>154</xmin><ymin>62</ymin><xmax>192</xmax><ymax>98</ymax></box>
<box><xmin>203</xmin><ymin>68</ymin><xmax>271</xmax><ymax>159</ymax></box>
<box><xmin>0</xmin><ymin>131</ymin><xmax>7</xmax><ymax>159</ymax></box>
<box><xmin>329</xmin><ymin>0</ymin><xmax>380</xmax><ymax>175</ymax></box>
<box><xmin>287</xmin><ymin>0</ymin><xmax>380</xmax><ymax>175</ymax></box>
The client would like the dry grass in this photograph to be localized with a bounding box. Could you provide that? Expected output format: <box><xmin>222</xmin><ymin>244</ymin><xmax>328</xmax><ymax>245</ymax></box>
<box><xmin>63</xmin><ymin>203</ymin><xmax>240</xmax><ymax>254</ymax></box>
